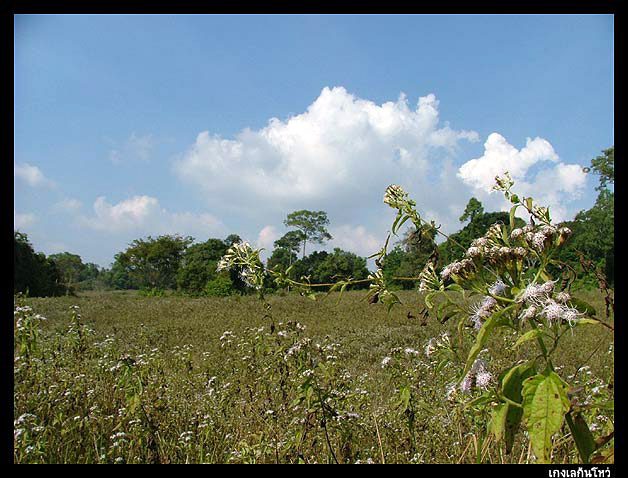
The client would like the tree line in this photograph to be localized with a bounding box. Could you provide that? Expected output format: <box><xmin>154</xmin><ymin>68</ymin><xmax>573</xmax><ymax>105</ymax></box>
<box><xmin>14</xmin><ymin>147</ymin><xmax>613</xmax><ymax>297</ymax></box>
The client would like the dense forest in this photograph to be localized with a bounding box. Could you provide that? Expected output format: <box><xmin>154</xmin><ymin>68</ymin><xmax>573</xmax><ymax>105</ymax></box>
<box><xmin>14</xmin><ymin>147</ymin><xmax>613</xmax><ymax>297</ymax></box>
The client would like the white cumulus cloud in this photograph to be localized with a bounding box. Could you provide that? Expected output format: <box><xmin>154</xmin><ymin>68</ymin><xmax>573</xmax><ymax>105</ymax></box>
<box><xmin>14</xmin><ymin>162</ymin><xmax>54</xmax><ymax>188</ymax></box>
<box><xmin>174</xmin><ymin>86</ymin><xmax>479</xmax><ymax>209</ymax></box>
<box><xmin>80</xmin><ymin>195</ymin><xmax>226</xmax><ymax>241</ymax></box>
<box><xmin>457</xmin><ymin>133</ymin><xmax>587</xmax><ymax>222</ymax></box>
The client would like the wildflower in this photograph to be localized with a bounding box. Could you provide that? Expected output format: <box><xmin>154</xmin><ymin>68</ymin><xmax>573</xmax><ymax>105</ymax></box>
<box><xmin>562</xmin><ymin>307</ymin><xmax>583</xmax><ymax>326</ymax></box>
<box><xmin>518</xmin><ymin>283</ymin><xmax>543</xmax><ymax>304</ymax></box>
<box><xmin>489</xmin><ymin>280</ymin><xmax>507</xmax><ymax>297</ymax></box>
<box><xmin>532</xmin><ymin>232</ymin><xmax>547</xmax><ymax>251</ymax></box>
<box><xmin>460</xmin><ymin>374</ymin><xmax>473</xmax><ymax>393</ymax></box>
<box><xmin>404</xmin><ymin>347</ymin><xmax>419</xmax><ymax>356</ymax></box>
<box><xmin>381</xmin><ymin>356</ymin><xmax>392</xmax><ymax>368</ymax></box>
<box><xmin>472</xmin><ymin>237</ymin><xmax>488</xmax><ymax>248</ymax></box>
<box><xmin>539</xmin><ymin>280</ymin><xmax>556</xmax><ymax>295</ymax></box>
<box><xmin>513</xmin><ymin>247</ymin><xmax>527</xmax><ymax>258</ymax></box>
<box><xmin>465</xmin><ymin>246</ymin><xmax>481</xmax><ymax>258</ymax></box>
<box><xmin>541</xmin><ymin>300</ymin><xmax>564</xmax><ymax>324</ymax></box>
<box><xmin>476</xmin><ymin>371</ymin><xmax>493</xmax><ymax>389</ymax></box>
<box><xmin>510</xmin><ymin>228</ymin><xmax>523</xmax><ymax>239</ymax></box>
<box><xmin>555</xmin><ymin>291</ymin><xmax>571</xmax><ymax>303</ymax></box>
<box><xmin>383</xmin><ymin>184</ymin><xmax>409</xmax><ymax>209</ymax></box>
<box><xmin>520</xmin><ymin>306</ymin><xmax>537</xmax><ymax>321</ymax></box>
<box><xmin>446</xmin><ymin>383</ymin><xmax>457</xmax><ymax>400</ymax></box>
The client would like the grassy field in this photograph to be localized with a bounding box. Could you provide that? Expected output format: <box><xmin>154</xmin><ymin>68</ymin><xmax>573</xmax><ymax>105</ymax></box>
<box><xmin>14</xmin><ymin>289</ymin><xmax>614</xmax><ymax>464</ymax></box>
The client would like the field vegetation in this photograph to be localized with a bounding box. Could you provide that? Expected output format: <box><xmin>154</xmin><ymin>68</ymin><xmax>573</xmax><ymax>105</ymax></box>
<box><xmin>14</xmin><ymin>288</ymin><xmax>613</xmax><ymax>464</ymax></box>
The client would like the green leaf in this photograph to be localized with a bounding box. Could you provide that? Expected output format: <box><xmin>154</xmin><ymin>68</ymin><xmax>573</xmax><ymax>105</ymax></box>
<box><xmin>446</xmin><ymin>283</ymin><xmax>464</xmax><ymax>292</ymax></box>
<box><xmin>424</xmin><ymin>291</ymin><xmax>437</xmax><ymax>309</ymax></box>
<box><xmin>521</xmin><ymin>370</ymin><xmax>570</xmax><ymax>463</ymax></box>
<box><xmin>397</xmin><ymin>386</ymin><xmax>411</xmax><ymax>412</ymax></box>
<box><xmin>526</xmin><ymin>197</ymin><xmax>533</xmax><ymax>210</ymax></box>
<box><xmin>462</xmin><ymin>305</ymin><xmax>514</xmax><ymax>378</ymax></box>
<box><xmin>395</xmin><ymin>214</ymin><xmax>412</xmax><ymax>235</ymax></box>
<box><xmin>513</xmin><ymin>329</ymin><xmax>545</xmax><ymax>349</ymax></box>
<box><xmin>391</xmin><ymin>212</ymin><xmax>404</xmax><ymax>236</ymax></box>
<box><xmin>509</xmin><ymin>205</ymin><xmax>517</xmax><ymax>232</ymax></box>
<box><xmin>489</xmin><ymin>403</ymin><xmax>509</xmax><ymax>442</ymax></box>
<box><xmin>500</xmin><ymin>361</ymin><xmax>536</xmax><ymax>453</ymax></box>
<box><xmin>565</xmin><ymin>412</ymin><xmax>596</xmax><ymax>464</ymax></box>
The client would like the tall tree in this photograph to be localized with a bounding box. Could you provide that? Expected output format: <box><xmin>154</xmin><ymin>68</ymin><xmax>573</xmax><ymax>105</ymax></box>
<box><xmin>556</xmin><ymin>146</ymin><xmax>614</xmax><ymax>284</ymax></box>
<box><xmin>272</xmin><ymin>230</ymin><xmax>306</xmax><ymax>267</ymax></box>
<box><xmin>114</xmin><ymin>234</ymin><xmax>194</xmax><ymax>290</ymax></box>
<box><xmin>284</xmin><ymin>210</ymin><xmax>332</xmax><ymax>258</ymax></box>
<box><xmin>176</xmin><ymin>238</ymin><xmax>229</xmax><ymax>294</ymax></box>
<box><xmin>49</xmin><ymin>252</ymin><xmax>85</xmax><ymax>290</ymax></box>
<box><xmin>459</xmin><ymin>197</ymin><xmax>485</xmax><ymax>223</ymax></box>
<box><xmin>14</xmin><ymin>232</ymin><xmax>65</xmax><ymax>297</ymax></box>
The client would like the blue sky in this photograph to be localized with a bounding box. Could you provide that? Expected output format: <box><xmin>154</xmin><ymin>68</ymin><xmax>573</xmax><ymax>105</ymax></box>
<box><xmin>14</xmin><ymin>14</ymin><xmax>614</xmax><ymax>268</ymax></box>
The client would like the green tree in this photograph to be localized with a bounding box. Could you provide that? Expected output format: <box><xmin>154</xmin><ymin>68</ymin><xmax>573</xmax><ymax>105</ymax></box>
<box><xmin>49</xmin><ymin>252</ymin><xmax>84</xmax><ymax>290</ymax></box>
<box><xmin>284</xmin><ymin>210</ymin><xmax>333</xmax><ymax>258</ymax></box>
<box><xmin>114</xmin><ymin>234</ymin><xmax>194</xmax><ymax>290</ymax></box>
<box><xmin>589</xmin><ymin>146</ymin><xmax>614</xmax><ymax>191</ymax></box>
<box><xmin>176</xmin><ymin>238</ymin><xmax>229</xmax><ymax>294</ymax></box>
<box><xmin>314</xmin><ymin>248</ymin><xmax>370</xmax><ymax>289</ymax></box>
<box><xmin>459</xmin><ymin>197</ymin><xmax>485</xmax><ymax>223</ymax></box>
<box><xmin>14</xmin><ymin>232</ymin><xmax>65</xmax><ymax>297</ymax></box>
<box><xmin>269</xmin><ymin>230</ymin><xmax>306</xmax><ymax>270</ymax></box>
<box><xmin>289</xmin><ymin>250</ymin><xmax>330</xmax><ymax>283</ymax></box>
<box><xmin>382</xmin><ymin>224</ymin><xmax>438</xmax><ymax>289</ymax></box>
<box><xmin>555</xmin><ymin>146</ymin><xmax>614</xmax><ymax>284</ymax></box>
<box><xmin>224</xmin><ymin>234</ymin><xmax>242</xmax><ymax>247</ymax></box>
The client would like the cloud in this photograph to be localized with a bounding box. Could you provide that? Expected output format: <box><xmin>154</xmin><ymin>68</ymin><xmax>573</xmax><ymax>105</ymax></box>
<box><xmin>457</xmin><ymin>133</ymin><xmax>587</xmax><ymax>222</ymax></box>
<box><xmin>255</xmin><ymin>225</ymin><xmax>280</xmax><ymax>261</ymax></box>
<box><xmin>14</xmin><ymin>162</ymin><xmax>54</xmax><ymax>187</ymax></box>
<box><xmin>14</xmin><ymin>210</ymin><xmax>36</xmax><ymax>230</ymax></box>
<box><xmin>109</xmin><ymin>133</ymin><xmax>155</xmax><ymax>164</ymax></box>
<box><xmin>329</xmin><ymin>224</ymin><xmax>384</xmax><ymax>258</ymax></box>
<box><xmin>52</xmin><ymin>198</ymin><xmax>83</xmax><ymax>214</ymax></box>
<box><xmin>80</xmin><ymin>195</ymin><xmax>226</xmax><ymax>240</ymax></box>
<box><xmin>174</xmin><ymin>86</ymin><xmax>479</xmax><ymax>210</ymax></box>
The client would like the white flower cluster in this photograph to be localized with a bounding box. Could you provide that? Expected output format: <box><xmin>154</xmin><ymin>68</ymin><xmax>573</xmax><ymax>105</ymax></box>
<box><xmin>469</xmin><ymin>295</ymin><xmax>498</xmax><ymax>330</ymax></box>
<box><xmin>517</xmin><ymin>281</ymin><xmax>583</xmax><ymax>326</ymax></box>
<box><xmin>460</xmin><ymin>357</ymin><xmax>493</xmax><ymax>393</ymax></box>
<box><xmin>440</xmin><ymin>258</ymin><xmax>476</xmax><ymax>282</ymax></box>
<box><xmin>383</xmin><ymin>184</ymin><xmax>409</xmax><ymax>210</ymax></box>
<box><xmin>216</xmin><ymin>241</ymin><xmax>264</xmax><ymax>290</ymax></box>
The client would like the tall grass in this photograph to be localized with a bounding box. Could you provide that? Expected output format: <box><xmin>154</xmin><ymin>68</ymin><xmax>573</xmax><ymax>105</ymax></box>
<box><xmin>14</xmin><ymin>290</ymin><xmax>613</xmax><ymax>463</ymax></box>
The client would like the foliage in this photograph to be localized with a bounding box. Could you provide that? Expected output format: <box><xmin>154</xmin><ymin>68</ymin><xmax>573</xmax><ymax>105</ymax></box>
<box><xmin>14</xmin><ymin>290</ymin><xmax>612</xmax><ymax>464</ymax></box>
<box><xmin>48</xmin><ymin>252</ymin><xmax>103</xmax><ymax>292</ymax></box>
<box><xmin>459</xmin><ymin>197</ymin><xmax>485</xmax><ymax>223</ymax></box>
<box><xmin>113</xmin><ymin>235</ymin><xmax>194</xmax><ymax>290</ymax></box>
<box><xmin>382</xmin><ymin>226</ymin><xmax>438</xmax><ymax>290</ymax></box>
<box><xmin>205</xmin><ymin>274</ymin><xmax>236</xmax><ymax>297</ymax></box>
<box><xmin>14</xmin><ymin>232</ymin><xmax>65</xmax><ymax>297</ymax></box>
<box><xmin>313</xmin><ymin>248</ymin><xmax>370</xmax><ymax>290</ymax></box>
<box><xmin>555</xmin><ymin>146</ymin><xmax>614</xmax><ymax>285</ymax></box>
<box><xmin>176</xmin><ymin>239</ymin><xmax>229</xmax><ymax>294</ymax></box>
<box><xmin>216</xmin><ymin>170</ymin><xmax>614</xmax><ymax>464</ymax></box>
<box><xmin>284</xmin><ymin>210</ymin><xmax>333</xmax><ymax>258</ymax></box>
